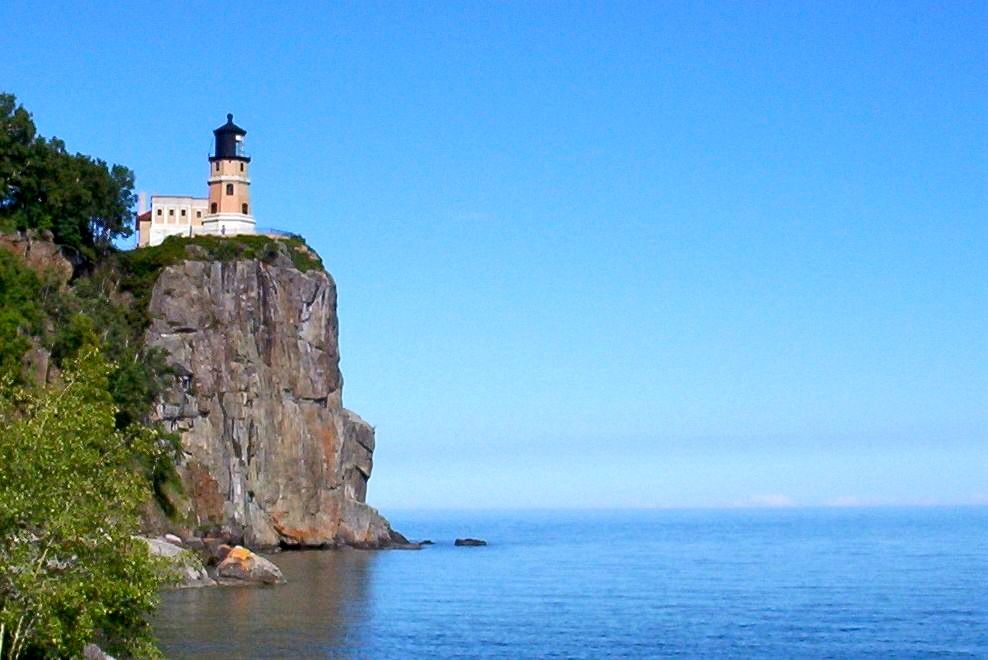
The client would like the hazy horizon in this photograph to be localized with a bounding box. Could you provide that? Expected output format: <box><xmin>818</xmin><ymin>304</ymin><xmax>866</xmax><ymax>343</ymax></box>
<box><xmin>2</xmin><ymin>1</ymin><xmax>984</xmax><ymax>510</ymax></box>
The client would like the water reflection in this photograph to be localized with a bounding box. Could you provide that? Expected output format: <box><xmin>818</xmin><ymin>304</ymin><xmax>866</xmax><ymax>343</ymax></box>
<box><xmin>155</xmin><ymin>549</ymin><xmax>375</xmax><ymax>658</ymax></box>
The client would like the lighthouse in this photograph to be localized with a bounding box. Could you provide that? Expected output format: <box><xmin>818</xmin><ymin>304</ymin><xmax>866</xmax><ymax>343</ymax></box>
<box><xmin>202</xmin><ymin>113</ymin><xmax>255</xmax><ymax>236</ymax></box>
<box><xmin>135</xmin><ymin>114</ymin><xmax>261</xmax><ymax>247</ymax></box>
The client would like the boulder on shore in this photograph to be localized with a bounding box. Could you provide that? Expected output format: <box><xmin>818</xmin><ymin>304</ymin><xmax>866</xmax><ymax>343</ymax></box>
<box><xmin>142</xmin><ymin>537</ymin><xmax>215</xmax><ymax>588</ymax></box>
<box><xmin>455</xmin><ymin>538</ymin><xmax>487</xmax><ymax>547</ymax></box>
<box><xmin>216</xmin><ymin>546</ymin><xmax>285</xmax><ymax>585</ymax></box>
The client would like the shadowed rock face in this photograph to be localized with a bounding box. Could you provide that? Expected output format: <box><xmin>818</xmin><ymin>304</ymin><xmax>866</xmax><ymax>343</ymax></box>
<box><xmin>146</xmin><ymin>256</ymin><xmax>395</xmax><ymax>549</ymax></box>
<box><xmin>0</xmin><ymin>230</ymin><xmax>74</xmax><ymax>285</ymax></box>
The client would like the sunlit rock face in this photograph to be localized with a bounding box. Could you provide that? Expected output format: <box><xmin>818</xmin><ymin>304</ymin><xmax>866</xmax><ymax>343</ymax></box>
<box><xmin>145</xmin><ymin>251</ymin><xmax>395</xmax><ymax>549</ymax></box>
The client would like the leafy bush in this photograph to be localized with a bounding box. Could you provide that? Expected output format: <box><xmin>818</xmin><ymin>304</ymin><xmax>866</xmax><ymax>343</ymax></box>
<box><xmin>0</xmin><ymin>348</ymin><xmax>166</xmax><ymax>658</ymax></box>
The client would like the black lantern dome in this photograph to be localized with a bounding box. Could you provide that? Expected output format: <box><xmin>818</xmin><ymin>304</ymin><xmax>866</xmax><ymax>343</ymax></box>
<box><xmin>210</xmin><ymin>113</ymin><xmax>250</xmax><ymax>162</ymax></box>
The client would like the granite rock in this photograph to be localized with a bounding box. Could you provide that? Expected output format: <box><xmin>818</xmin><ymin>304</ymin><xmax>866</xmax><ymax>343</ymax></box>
<box><xmin>145</xmin><ymin>254</ymin><xmax>397</xmax><ymax>549</ymax></box>
<box><xmin>216</xmin><ymin>545</ymin><xmax>285</xmax><ymax>585</ymax></box>
<box><xmin>455</xmin><ymin>538</ymin><xmax>488</xmax><ymax>547</ymax></box>
<box><xmin>83</xmin><ymin>644</ymin><xmax>116</xmax><ymax>660</ymax></box>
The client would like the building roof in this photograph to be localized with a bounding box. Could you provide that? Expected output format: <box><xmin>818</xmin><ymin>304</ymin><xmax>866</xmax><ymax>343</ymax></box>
<box><xmin>210</xmin><ymin>113</ymin><xmax>251</xmax><ymax>162</ymax></box>
<box><xmin>214</xmin><ymin>113</ymin><xmax>246</xmax><ymax>136</ymax></box>
<box><xmin>150</xmin><ymin>195</ymin><xmax>208</xmax><ymax>203</ymax></box>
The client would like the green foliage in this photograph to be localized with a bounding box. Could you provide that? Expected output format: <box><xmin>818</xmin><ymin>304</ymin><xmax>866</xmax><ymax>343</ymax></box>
<box><xmin>43</xmin><ymin>273</ymin><xmax>175</xmax><ymax>430</ymax></box>
<box><xmin>145</xmin><ymin>432</ymin><xmax>184</xmax><ymax>520</ymax></box>
<box><xmin>0</xmin><ymin>93</ymin><xmax>135</xmax><ymax>255</ymax></box>
<box><xmin>0</xmin><ymin>348</ymin><xmax>166</xmax><ymax>659</ymax></box>
<box><xmin>120</xmin><ymin>233</ymin><xmax>323</xmax><ymax>277</ymax></box>
<box><xmin>0</xmin><ymin>250</ymin><xmax>42</xmax><ymax>381</ymax></box>
<box><xmin>0</xmin><ymin>242</ymin><xmax>182</xmax><ymax>522</ymax></box>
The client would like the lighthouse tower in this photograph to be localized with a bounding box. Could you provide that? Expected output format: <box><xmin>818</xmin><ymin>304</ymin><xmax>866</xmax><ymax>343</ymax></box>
<box><xmin>202</xmin><ymin>113</ymin><xmax>255</xmax><ymax>235</ymax></box>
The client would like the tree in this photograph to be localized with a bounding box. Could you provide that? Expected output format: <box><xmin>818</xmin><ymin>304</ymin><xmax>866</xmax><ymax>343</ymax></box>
<box><xmin>0</xmin><ymin>347</ymin><xmax>165</xmax><ymax>659</ymax></box>
<box><xmin>0</xmin><ymin>96</ymin><xmax>36</xmax><ymax>219</ymax></box>
<box><xmin>0</xmin><ymin>93</ymin><xmax>135</xmax><ymax>254</ymax></box>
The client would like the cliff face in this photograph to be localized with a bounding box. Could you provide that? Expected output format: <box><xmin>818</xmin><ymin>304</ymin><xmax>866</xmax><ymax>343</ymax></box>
<box><xmin>145</xmin><ymin>249</ymin><xmax>396</xmax><ymax>549</ymax></box>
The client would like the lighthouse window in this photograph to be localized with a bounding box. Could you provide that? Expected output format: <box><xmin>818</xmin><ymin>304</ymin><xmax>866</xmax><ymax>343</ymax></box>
<box><xmin>240</xmin><ymin>163</ymin><xmax>244</xmax><ymax>172</ymax></box>
<box><xmin>215</xmin><ymin>162</ymin><xmax>219</xmax><ymax>172</ymax></box>
<box><xmin>242</xmin><ymin>203</ymin><xmax>248</xmax><ymax>214</ymax></box>
<box><xmin>226</xmin><ymin>184</ymin><xmax>234</xmax><ymax>195</ymax></box>
<box><xmin>211</xmin><ymin>202</ymin><xmax>218</xmax><ymax>213</ymax></box>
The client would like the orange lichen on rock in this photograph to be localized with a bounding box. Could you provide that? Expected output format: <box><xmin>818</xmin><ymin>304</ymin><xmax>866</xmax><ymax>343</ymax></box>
<box><xmin>270</xmin><ymin>512</ymin><xmax>334</xmax><ymax>547</ymax></box>
<box><xmin>216</xmin><ymin>545</ymin><xmax>284</xmax><ymax>585</ymax></box>
<box><xmin>226</xmin><ymin>546</ymin><xmax>253</xmax><ymax>562</ymax></box>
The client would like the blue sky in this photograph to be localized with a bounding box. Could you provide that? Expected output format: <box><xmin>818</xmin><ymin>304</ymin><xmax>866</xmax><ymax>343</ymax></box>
<box><xmin>2</xmin><ymin>1</ymin><xmax>985</xmax><ymax>509</ymax></box>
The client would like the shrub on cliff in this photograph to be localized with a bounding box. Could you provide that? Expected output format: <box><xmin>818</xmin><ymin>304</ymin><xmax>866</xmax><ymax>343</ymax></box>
<box><xmin>0</xmin><ymin>250</ymin><xmax>43</xmax><ymax>381</ymax></box>
<box><xmin>0</xmin><ymin>347</ymin><xmax>166</xmax><ymax>659</ymax></box>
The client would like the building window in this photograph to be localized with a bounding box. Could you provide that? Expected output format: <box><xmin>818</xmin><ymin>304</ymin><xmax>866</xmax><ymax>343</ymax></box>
<box><xmin>211</xmin><ymin>203</ymin><xmax>218</xmax><ymax>213</ymax></box>
<box><xmin>196</xmin><ymin>211</ymin><xmax>202</xmax><ymax>218</ymax></box>
<box><xmin>226</xmin><ymin>183</ymin><xmax>234</xmax><ymax>195</ymax></box>
<box><xmin>242</xmin><ymin>203</ymin><xmax>248</xmax><ymax>214</ymax></box>
<box><xmin>156</xmin><ymin>209</ymin><xmax>162</xmax><ymax>216</ymax></box>
<box><xmin>181</xmin><ymin>209</ymin><xmax>186</xmax><ymax>216</ymax></box>
<box><xmin>169</xmin><ymin>209</ymin><xmax>174</xmax><ymax>215</ymax></box>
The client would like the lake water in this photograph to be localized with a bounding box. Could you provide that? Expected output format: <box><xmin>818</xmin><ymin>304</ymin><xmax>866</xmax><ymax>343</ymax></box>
<box><xmin>155</xmin><ymin>507</ymin><xmax>988</xmax><ymax>658</ymax></box>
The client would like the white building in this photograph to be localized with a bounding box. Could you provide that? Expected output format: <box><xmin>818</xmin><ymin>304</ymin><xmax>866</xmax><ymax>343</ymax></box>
<box><xmin>136</xmin><ymin>195</ymin><xmax>209</xmax><ymax>247</ymax></box>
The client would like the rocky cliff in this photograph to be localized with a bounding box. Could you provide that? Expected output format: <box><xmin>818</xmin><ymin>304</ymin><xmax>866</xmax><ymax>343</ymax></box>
<box><xmin>145</xmin><ymin>245</ymin><xmax>399</xmax><ymax>549</ymax></box>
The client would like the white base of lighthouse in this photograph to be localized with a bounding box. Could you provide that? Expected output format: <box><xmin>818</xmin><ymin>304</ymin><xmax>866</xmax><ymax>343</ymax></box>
<box><xmin>201</xmin><ymin>213</ymin><xmax>256</xmax><ymax>237</ymax></box>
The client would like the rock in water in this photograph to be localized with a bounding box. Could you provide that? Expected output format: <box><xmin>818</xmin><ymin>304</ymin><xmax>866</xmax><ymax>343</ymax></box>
<box><xmin>216</xmin><ymin>546</ymin><xmax>285</xmax><ymax>585</ymax></box>
<box><xmin>146</xmin><ymin>253</ymin><xmax>399</xmax><ymax>549</ymax></box>
<box><xmin>455</xmin><ymin>538</ymin><xmax>488</xmax><ymax>547</ymax></box>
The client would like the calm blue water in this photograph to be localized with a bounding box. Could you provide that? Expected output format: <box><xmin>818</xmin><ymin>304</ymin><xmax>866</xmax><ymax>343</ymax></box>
<box><xmin>155</xmin><ymin>507</ymin><xmax>988</xmax><ymax>658</ymax></box>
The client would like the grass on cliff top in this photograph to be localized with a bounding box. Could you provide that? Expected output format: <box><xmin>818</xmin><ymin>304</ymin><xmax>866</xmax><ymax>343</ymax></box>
<box><xmin>115</xmin><ymin>233</ymin><xmax>322</xmax><ymax>296</ymax></box>
<box><xmin>119</xmin><ymin>234</ymin><xmax>323</xmax><ymax>277</ymax></box>
<box><xmin>110</xmin><ymin>234</ymin><xmax>324</xmax><ymax>338</ymax></box>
